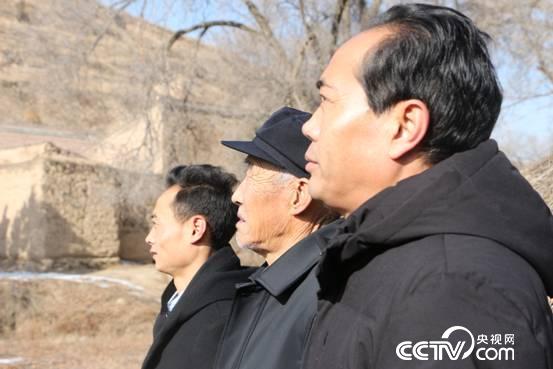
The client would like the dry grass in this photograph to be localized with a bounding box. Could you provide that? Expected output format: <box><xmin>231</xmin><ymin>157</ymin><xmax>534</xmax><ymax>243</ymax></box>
<box><xmin>0</xmin><ymin>271</ymin><xmax>161</xmax><ymax>369</ymax></box>
<box><xmin>0</xmin><ymin>335</ymin><xmax>151</xmax><ymax>369</ymax></box>
<box><xmin>522</xmin><ymin>155</ymin><xmax>553</xmax><ymax>209</ymax></box>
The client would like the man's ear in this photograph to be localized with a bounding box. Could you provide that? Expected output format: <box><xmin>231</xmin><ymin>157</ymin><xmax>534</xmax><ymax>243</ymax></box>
<box><xmin>188</xmin><ymin>215</ymin><xmax>208</xmax><ymax>244</ymax></box>
<box><xmin>388</xmin><ymin>99</ymin><xmax>429</xmax><ymax>160</ymax></box>
<box><xmin>289</xmin><ymin>178</ymin><xmax>313</xmax><ymax>216</ymax></box>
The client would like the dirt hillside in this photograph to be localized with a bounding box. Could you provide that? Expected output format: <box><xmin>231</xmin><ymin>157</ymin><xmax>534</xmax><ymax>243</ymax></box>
<box><xmin>522</xmin><ymin>154</ymin><xmax>553</xmax><ymax>209</ymax></box>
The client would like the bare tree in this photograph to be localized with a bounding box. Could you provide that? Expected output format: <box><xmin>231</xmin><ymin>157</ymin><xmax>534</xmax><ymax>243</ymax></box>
<box><xmin>4</xmin><ymin>0</ymin><xmax>551</xmax><ymax>168</ymax></box>
<box><xmin>165</xmin><ymin>0</ymin><xmax>387</xmax><ymax>112</ymax></box>
<box><xmin>164</xmin><ymin>0</ymin><xmax>551</xmax><ymax>121</ymax></box>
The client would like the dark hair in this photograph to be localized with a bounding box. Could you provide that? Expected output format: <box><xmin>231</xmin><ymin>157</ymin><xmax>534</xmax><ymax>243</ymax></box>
<box><xmin>166</xmin><ymin>164</ymin><xmax>238</xmax><ymax>249</ymax></box>
<box><xmin>359</xmin><ymin>3</ymin><xmax>503</xmax><ymax>163</ymax></box>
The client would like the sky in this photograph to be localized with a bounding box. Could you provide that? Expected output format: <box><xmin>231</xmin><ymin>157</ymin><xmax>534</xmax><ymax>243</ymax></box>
<box><xmin>111</xmin><ymin>0</ymin><xmax>552</xmax><ymax>163</ymax></box>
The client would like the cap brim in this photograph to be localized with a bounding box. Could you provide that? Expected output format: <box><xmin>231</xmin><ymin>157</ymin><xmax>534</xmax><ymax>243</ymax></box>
<box><xmin>221</xmin><ymin>140</ymin><xmax>284</xmax><ymax>170</ymax></box>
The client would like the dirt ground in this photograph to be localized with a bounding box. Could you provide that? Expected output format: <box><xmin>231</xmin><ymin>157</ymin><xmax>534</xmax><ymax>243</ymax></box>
<box><xmin>0</xmin><ymin>263</ymin><xmax>170</xmax><ymax>369</ymax></box>
<box><xmin>0</xmin><ymin>335</ymin><xmax>152</xmax><ymax>369</ymax></box>
<box><xmin>2</xmin><ymin>263</ymin><xmax>550</xmax><ymax>369</ymax></box>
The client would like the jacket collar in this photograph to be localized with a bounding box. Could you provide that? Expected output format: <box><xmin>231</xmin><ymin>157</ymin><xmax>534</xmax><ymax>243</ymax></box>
<box><xmin>317</xmin><ymin>139</ymin><xmax>553</xmax><ymax>296</ymax></box>
<box><xmin>162</xmin><ymin>246</ymin><xmax>247</xmax><ymax>320</ymax></box>
<box><xmin>143</xmin><ymin>247</ymin><xmax>251</xmax><ymax>369</ymax></box>
<box><xmin>250</xmin><ymin>223</ymin><xmax>339</xmax><ymax>297</ymax></box>
<box><xmin>322</xmin><ymin>139</ymin><xmax>501</xmax><ymax>262</ymax></box>
<box><xmin>153</xmin><ymin>246</ymin><xmax>250</xmax><ymax>341</ymax></box>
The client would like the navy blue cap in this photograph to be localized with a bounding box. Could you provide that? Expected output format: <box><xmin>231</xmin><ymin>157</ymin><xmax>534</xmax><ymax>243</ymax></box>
<box><xmin>221</xmin><ymin>107</ymin><xmax>311</xmax><ymax>178</ymax></box>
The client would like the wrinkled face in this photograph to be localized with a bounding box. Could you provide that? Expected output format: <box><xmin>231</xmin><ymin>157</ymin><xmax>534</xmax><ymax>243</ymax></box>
<box><xmin>302</xmin><ymin>28</ymin><xmax>395</xmax><ymax>215</ymax></box>
<box><xmin>145</xmin><ymin>186</ymin><xmax>198</xmax><ymax>276</ymax></box>
<box><xmin>232</xmin><ymin>158</ymin><xmax>292</xmax><ymax>256</ymax></box>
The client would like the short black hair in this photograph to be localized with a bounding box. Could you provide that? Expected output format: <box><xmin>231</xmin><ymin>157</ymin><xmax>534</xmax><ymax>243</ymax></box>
<box><xmin>359</xmin><ymin>3</ymin><xmax>503</xmax><ymax>163</ymax></box>
<box><xmin>166</xmin><ymin>164</ymin><xmax>238</xmax><ymax>249</ymax></box>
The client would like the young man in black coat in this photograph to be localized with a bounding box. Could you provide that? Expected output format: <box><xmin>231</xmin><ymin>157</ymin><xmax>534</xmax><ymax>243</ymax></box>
<box><xmin>301</xmin><ymin>4</ymin><xmax>553</xmax><ymax>369</ymax></box>
<box><xmin>141</xmin><ymin>165</ymin><xmax>252</xmax><ymax>369</ymax></box>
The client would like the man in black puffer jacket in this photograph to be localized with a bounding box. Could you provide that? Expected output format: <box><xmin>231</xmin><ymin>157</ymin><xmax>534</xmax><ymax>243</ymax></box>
<box><xmin>301</xmin><ymin>3</ymin><xmax>553</xmax><ymax>368</ymax></box>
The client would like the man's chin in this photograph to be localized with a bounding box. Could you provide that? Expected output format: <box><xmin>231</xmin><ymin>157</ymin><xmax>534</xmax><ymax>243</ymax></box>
<box><xmin>153</xmin><ymin>262</ymin><xmax>166</xmax><ymax>273</ymax></box>
<box><xmin>306</xmin><ymin>177</ymin><xmax>324</xmax><ymax>201</ymax></box>
<box><xmin>236</xmin><ymin>238</ymin><xmax>260</xmax><ymax>252</ymax></box>
<box><xmin>236</xmin><ymin>239</ymin><xmax>253</xmax><ymax>250</ymax></box>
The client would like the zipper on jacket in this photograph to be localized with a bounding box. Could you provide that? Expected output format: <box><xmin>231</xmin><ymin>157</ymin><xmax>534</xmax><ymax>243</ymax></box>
<box><xmin>213</xmin><ymin>289</ymin><xmax>243</xmax><ymax>368</ymax></box>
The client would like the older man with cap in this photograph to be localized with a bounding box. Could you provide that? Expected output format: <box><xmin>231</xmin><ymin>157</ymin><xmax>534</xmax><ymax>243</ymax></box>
<box><xmin>213</xmin><ymin>107</ymin><xmax>338</xmax><ymax>369</ymax></box>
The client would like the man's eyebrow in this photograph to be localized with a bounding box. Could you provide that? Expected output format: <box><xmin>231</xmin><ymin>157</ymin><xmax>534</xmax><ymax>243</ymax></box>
<box><xmin>244</xmin><ymin>156</ymin><xmax>255</xmax><ymax>166</ymax></box>
<box><xmin>316</xmin><ymin>79</ymin><xmax>334</xmax><ymax>90</ymax></box>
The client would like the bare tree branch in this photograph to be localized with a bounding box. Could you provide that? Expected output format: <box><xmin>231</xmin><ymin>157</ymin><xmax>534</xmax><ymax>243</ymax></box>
<box><xmin>287</xmin><ymin>36</ymin><xmax>315</xmax><ymax>109</ymax></box>
<box><xmin>242</xmin><ymin>0</ymin><xmax>289</xmax><ymax>64</ymax></box>
<box><xmin>291</xmin><ymin>36</ymin><xmax>312</xmax><ymax>83</ymax></box>
<box><xmin>139</xmin><ymin>0</ymin><xmax>148</xmax><ymax>17</ymax></box>
<box><xmin>343</xmin><ymin>2</ymin><xmax>352</xmax><ymax>38</ymax></box>
<box><xmin>356</xmin><ymin>0</ymin><xmax>381</xmax><ymax>27</ymax></box>
<box><xmin>503</xmin><ymin>92</ymin><xmax>553</xmax><ymax>108</ymax></box>
<box><xmin>298</xmin><ymin>0</ymin><xmax>324</xmax><ymax>63</ymax></box>
<box><xmin>364</xmin><ymin>0</ymin><xmax>382</xmax><ymax>25</ymax></box>
<box><xmin>86</xmin><ymin>0</ymin><xmax>140</xmax><ymax>56</ymax></box>
<box><xmin>108</xmin><ymin>0</ymin><xmax>136</xmax><ymax>10</ymax></box>
<box><xmin>167</xmin><ymin>21</ymin><xmax>257</xmax><ymax>50</ymax></box>
<box><xmin>331</xmin><ymin>0</ymin><xmax>350</xmax><ymax>51</ymax></box>
<box><xmin>538</xmin><ymin>59</ymin><xmax>553</xmax><ymax>86</ymax></box>
<box><xmin>243</xmin><ymin>0</ymin><xmax>277</xmax><ymax>41</ymax></box>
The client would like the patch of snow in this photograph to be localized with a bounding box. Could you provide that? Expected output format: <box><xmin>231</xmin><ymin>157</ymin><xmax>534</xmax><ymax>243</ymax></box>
<box><xmin>0</xmin><ymin>357</ymin><xmax>24</xmax><ymax>365</ymax></box>
<box><xmin>0</xmin><ymin>272</ymin><xmax>145</xmax><ymax>292</ymax></box>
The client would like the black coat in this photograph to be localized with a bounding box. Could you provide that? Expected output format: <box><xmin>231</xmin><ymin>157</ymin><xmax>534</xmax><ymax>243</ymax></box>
<box><xmin>304</xmin><ymin>140</ymin><xmax>553</xmax><ymax>369</ymax></box>
<box><xmin>142</xmin><ymin>247</ymin><xmax>252</xmax><ymax>369</ymax></box>
<box><xmin>213</xmin><ymin>225</ymin><xmax>336</xmax><ymax>369</ymax></box>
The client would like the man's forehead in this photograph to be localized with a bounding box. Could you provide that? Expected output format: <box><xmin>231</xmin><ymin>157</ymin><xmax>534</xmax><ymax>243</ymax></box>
<box><xmin>322</xmin><ymin>28</ymin><xmax>392</xmax><ymax>83</ymax></box>
<box><xmin>156</xmin><ymin>186</ymin><xmax>180</xmax><ymax>208</ymax></box>
<box><xmin>246</xmin><ymin>156</ymin><xmax>282</xmax><ymax>173</ymax></box>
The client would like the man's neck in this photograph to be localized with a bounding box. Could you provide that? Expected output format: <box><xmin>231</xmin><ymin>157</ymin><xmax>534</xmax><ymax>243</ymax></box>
<box><xmin>264</xmin><ymin>222</ymin><xmax>316</xmax><ymax>265</ymax></box>
<box><xmin>343</xmin><ymin>158</ymin><xmax>432</xmax><ymax>218</ymax></box>
<box><xmin>172</xmin><ymin>249</ymin><xmax>213</xmax><ymax>292</ymax></box>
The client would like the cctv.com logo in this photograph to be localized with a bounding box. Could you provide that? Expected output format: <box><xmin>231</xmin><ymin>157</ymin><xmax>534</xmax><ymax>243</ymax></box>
<box><xmin>396</xmin><ymin>326</ymin><xmax>515</xmax><ymax>361</ymax></box>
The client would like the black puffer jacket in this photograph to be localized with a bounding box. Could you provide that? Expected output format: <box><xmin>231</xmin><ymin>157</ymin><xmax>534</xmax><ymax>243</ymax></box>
<box><xmin>304</xmin><ymin>140</ymin><xmax>553</xmax><ymax>369</ymax></box>
<box><xmin>141</xmin><ymin>247</ymin><xmax>253</xmax><ymax>369</ymax></box>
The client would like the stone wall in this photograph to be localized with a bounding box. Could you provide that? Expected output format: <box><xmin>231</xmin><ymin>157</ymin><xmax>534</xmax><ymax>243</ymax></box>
<box><xmin>0</xmin><ymin>143</ymin><xmax>122</xmax><ymax>270</ymax></box>
<box><xmin>116</xmin><ymin>171</ymin><xmax>162</xmax><ymax>261</ymax></box>
<box><xmin>0</xmin><ymin>156</ymin><xmax>44</xmax><ymax>263</ymax></box>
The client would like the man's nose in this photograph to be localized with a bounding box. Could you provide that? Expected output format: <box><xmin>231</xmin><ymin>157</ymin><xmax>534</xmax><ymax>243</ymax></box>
<box><xmin>145</xmin><ymin>230</ymin><xmax>154</xmax><ymax>247</ymax></box>
<box><xmin>232</xmin><ymin>181</ymin><xmax>244</xmax><ymax>205</ymax></box>
<box><xmin>302</xmin><ymin>109</ymin><xmax>319</xmax><ymax>142</ymax></box>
